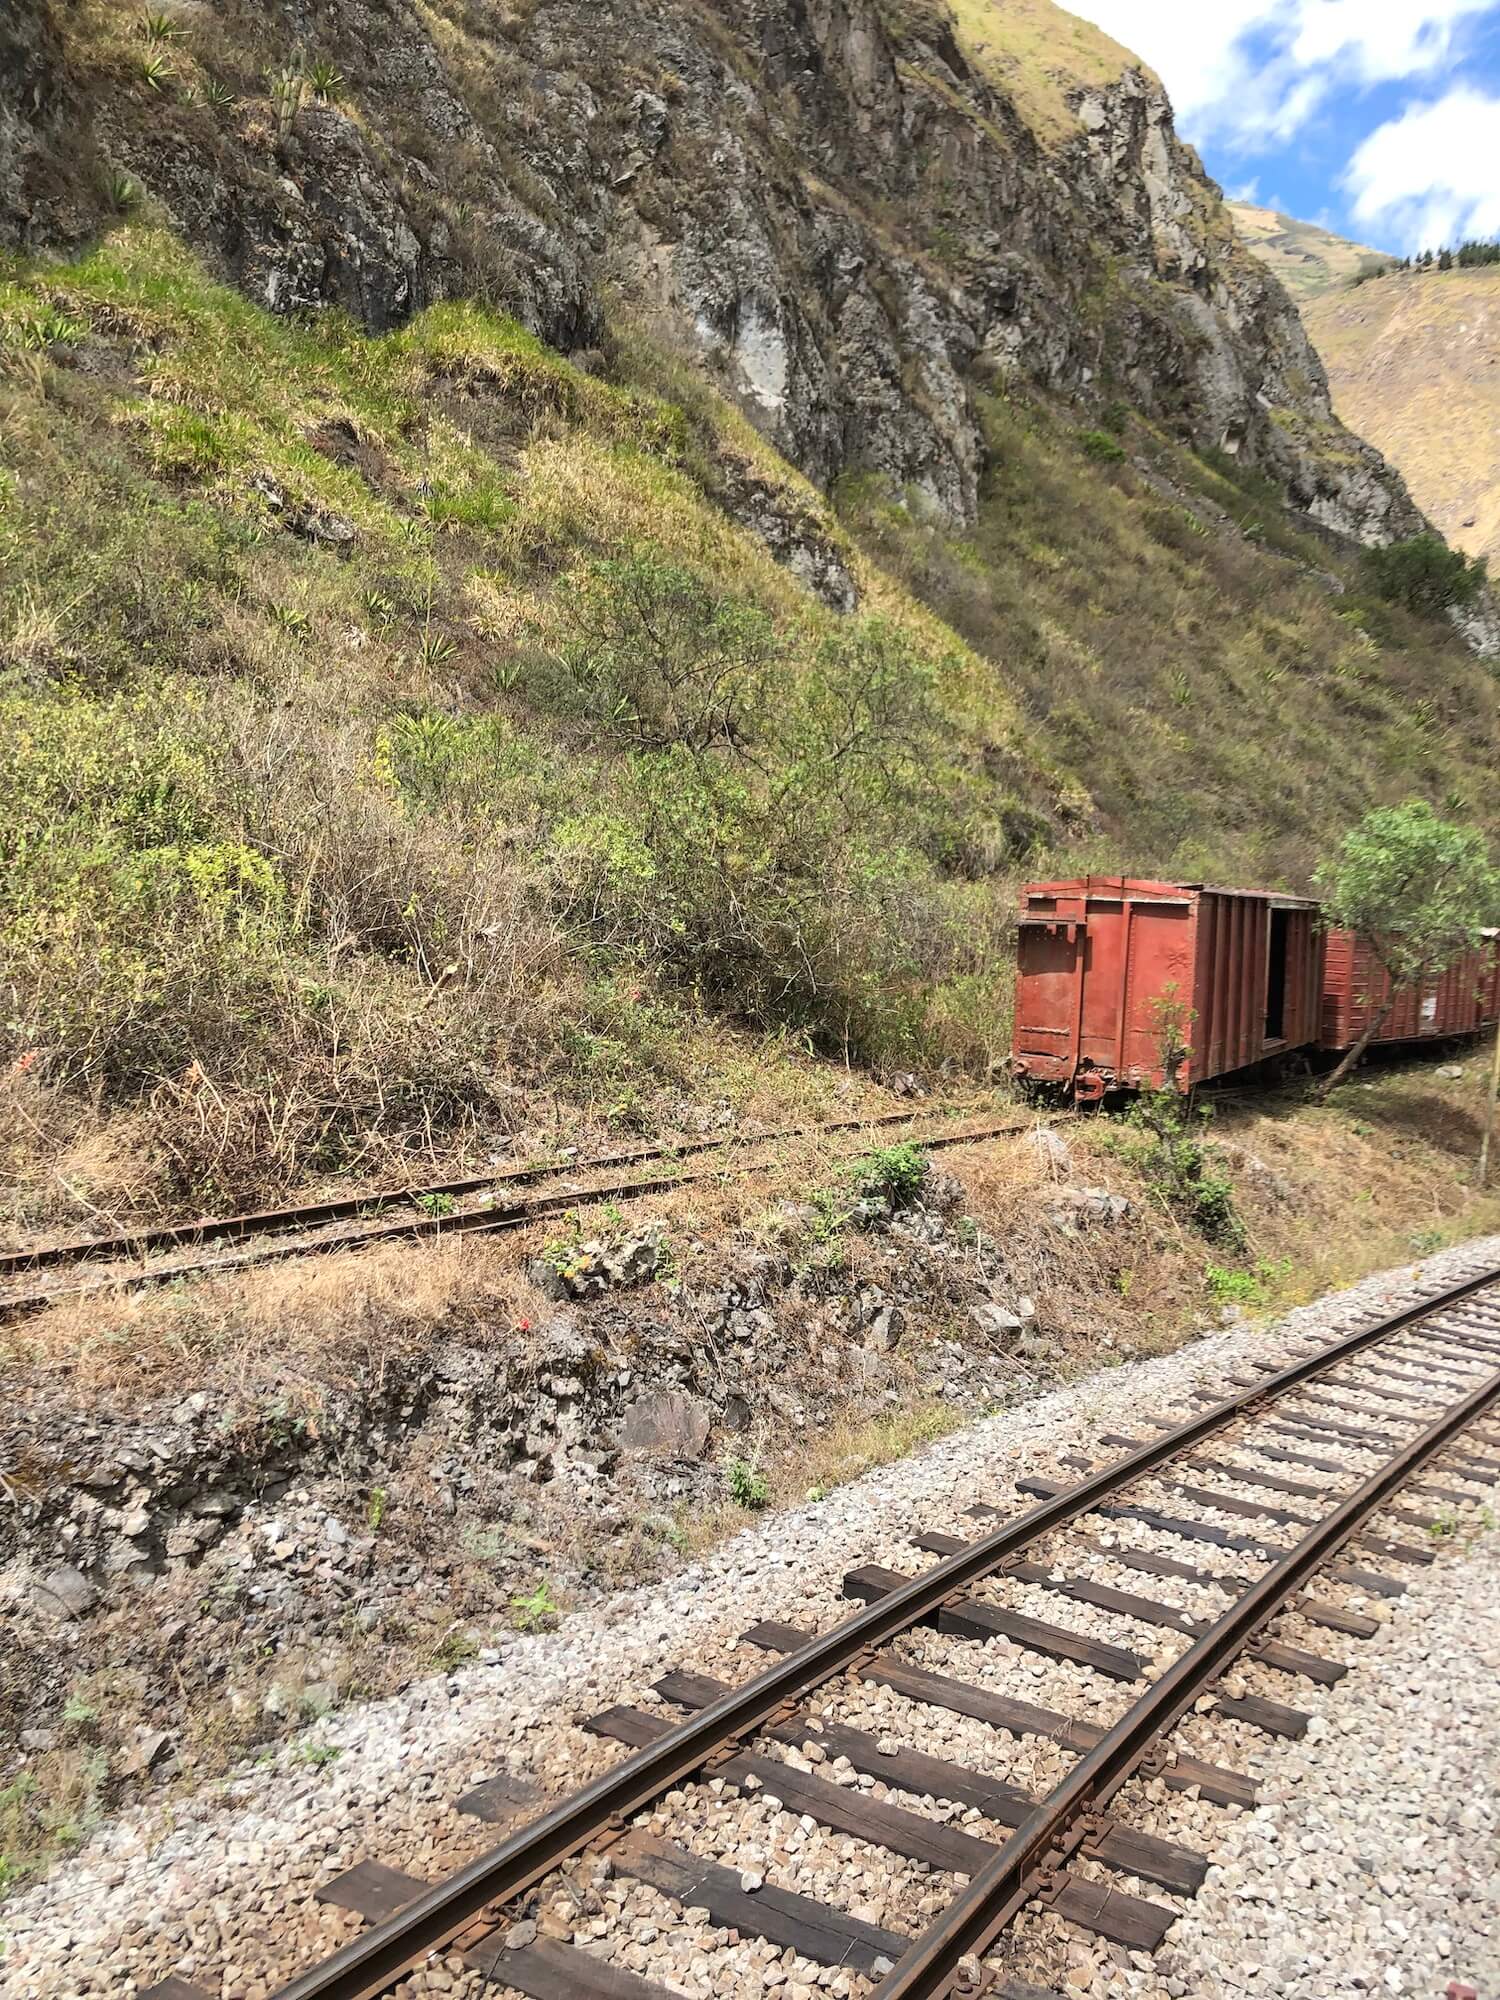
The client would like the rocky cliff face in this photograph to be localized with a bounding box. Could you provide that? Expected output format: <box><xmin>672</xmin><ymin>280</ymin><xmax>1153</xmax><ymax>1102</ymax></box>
<box><xmin>0</xmin><ymin>0</ymin><xmax>1435</xmax><ymax>550</ymax></box>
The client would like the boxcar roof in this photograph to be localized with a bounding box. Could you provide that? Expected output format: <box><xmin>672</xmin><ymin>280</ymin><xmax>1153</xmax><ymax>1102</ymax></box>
<box><xmin>1020</xmin><ymin>875</ymin><xmax>1319</xmax><ymax>909</ymax></box>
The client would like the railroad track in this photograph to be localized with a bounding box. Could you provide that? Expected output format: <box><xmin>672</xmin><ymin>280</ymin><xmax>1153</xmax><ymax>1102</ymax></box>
<box><xmin>136</xmin><ymin>1264</ymin><xmax>1500</xmax><ymax>2000</ymax></box>
<box><xmin>0</xmin><ymin>1103</ymin><xmax>1023</xmax><ymax>1321</ymax></box>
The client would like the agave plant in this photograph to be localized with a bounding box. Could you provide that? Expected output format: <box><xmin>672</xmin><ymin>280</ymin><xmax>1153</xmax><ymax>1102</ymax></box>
<box><xmin>304</xmin><ymin>57</ymin><xmax>346</xmax><ymax>103</ymax></box>
<box><xmin>135</xmin><ymin>50</ymin><xmax>176</xmax><ymax>90</ymax></box>
<box><xmin>138</xmin><ymin>8</ymin><xmax>184</xmax><ymax>42</ymax></box>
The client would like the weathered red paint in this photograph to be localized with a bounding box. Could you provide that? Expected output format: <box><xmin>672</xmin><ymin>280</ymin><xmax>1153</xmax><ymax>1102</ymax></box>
<box><xmin>1319</xmin><ymin>928</ymin><xmax>1500</xmax><ymax>1050</ymax></box>
<box><xmin>1012</xmin><ymin>877</ymin><xmax>1322</xmax><ymax>1095</ymax></box>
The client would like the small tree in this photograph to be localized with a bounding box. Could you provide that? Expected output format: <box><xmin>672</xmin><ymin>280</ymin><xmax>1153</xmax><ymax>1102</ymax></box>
<box><xmin>1315</xmin><ymin>801</ymin><xmax>1500</xmax><ymax>1097</ymax></box>
<box><xmin>1362</xmin><ymin>533</ymin><xmax>1487</xmax><ymax>619</ymax></box>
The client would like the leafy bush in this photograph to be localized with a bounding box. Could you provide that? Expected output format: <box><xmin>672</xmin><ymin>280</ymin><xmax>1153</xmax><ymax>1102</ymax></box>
<box><xmin>1205</xmin><ymin>1257</ymin><xmax>1291</xmax><ymax>1306</ymax></box>
<box><xmin>1078</xmin><ymin>428</ymin><xmax>1126</xmax><ymax>463</ymax></box>
<box><xmin>545</xmin><ymin>573</ymin><xmax>975</xmax><ymax>1060</ymax></box>
<box><xmin>851</xmin><ymin>1141</ymin><xmax>928</xmax><ymax>1209</ymax></box>
<box><xmin>1110</xmin><ymin>996</ymin><xmax>1244</xmax><ymax>1246</ymax></box>
<box><xmin>536</xmin><ymin>553</ymin><xmax>779</xmax><ymax>754</ymax></box>
<box><xmin>727</xmin><ymin>1459</ymin><xmax>769</xmax><ymax>1510</ymax></box>
<box><xmin>1362</xmin><ymin>534</ymin><xmax>1487</xmax><ymax>618</ymax></box>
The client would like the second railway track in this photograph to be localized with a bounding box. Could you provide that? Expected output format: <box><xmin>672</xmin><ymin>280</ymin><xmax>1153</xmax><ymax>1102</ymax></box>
<box><xmin>131</xmin><ymin>1260</ymin><xmax>1500</xmax><ymax>2000</ymax></box>
<box><xmin>0</xmin><ymin>1103</ymin><xmax>1026</xmax><ymax>1321</ymax></box>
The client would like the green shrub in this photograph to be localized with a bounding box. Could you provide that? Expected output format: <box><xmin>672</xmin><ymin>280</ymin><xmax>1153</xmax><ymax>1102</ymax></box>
<box><xmin>1078</xmin><ymin>428</ymin><xmax>1126</xmax><ymax>463</ymax></box>
<box><xmin>1111</xmin><ymin>996</ymin><xmax>1244</xmax><ymax>1246</ymax></box>
<box><xmin>546</xmin><ymin>580</ymin><xmax>975</xmax><ymax>1060</ymax></box>
<box><xmin>1362</xmin><ymin>534</ymin><xmax>1487</xmax><ymax>618</ymax></box>
<box><xmin>850</xmin><ymin>1141</ymin><xmax>928</xmax><ymax>1208</ymax></box>
<box><xmin>727</xmin><ymin>1458</ymin><xmax>769</xmax><ymax>1510</ymax></box>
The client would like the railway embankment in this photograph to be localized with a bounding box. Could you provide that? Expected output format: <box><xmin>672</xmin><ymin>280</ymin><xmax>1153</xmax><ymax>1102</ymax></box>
<box><xmin>2</xmin><ymin>1234</ymin><xmax>1496</xmax><ymax>1998</ymax></box>
<box><xmin>4</xmin><ymin>1057</ymin><xmax>1500</xmax><ymax>1912</ymax></box>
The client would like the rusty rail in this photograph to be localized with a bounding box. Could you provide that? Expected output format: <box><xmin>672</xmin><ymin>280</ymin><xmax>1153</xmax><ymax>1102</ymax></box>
<box><xmin>251</xmin><ymin>1260</ymin><xmax>1500</xmax><ymax>2000</ymax></box>
<box><xmin>0</xmin><ymin>1107</ymin><xmax>1026</xmax><ymax>1320</ymax></box>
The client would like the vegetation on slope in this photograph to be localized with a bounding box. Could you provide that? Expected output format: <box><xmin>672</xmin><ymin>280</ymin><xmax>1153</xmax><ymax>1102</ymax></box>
<box><xmin>1303</xmin><ymin>263</ymin><xmax>1500</xmax><ymax>570</ymax></box>
<box><xmin>2</xmin><ymin>223</ymin><xmax>1497</xmax><ymax>1228</ymax></box>
<box><xmin>1229</xmin><ymin>201</ymin><xmax>1393</xmax><ymax>302</ymax></box>
<box><xmin>838</xmin><ymin>392</ymin><xmax>1499</xmax><ymax>879</ymax></box>
<box><xmin>0</xmin><ymin>225</ymin><xmax>1042</xmax><ymax>1221</ymax></box>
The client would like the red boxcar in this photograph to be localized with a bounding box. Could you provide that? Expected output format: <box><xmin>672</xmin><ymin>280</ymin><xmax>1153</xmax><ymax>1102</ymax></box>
<box><xmin>1012</xmin><ymin>877</ymin><xmax>1323</xmax><ymax>1098</ymax></box>
<box><xmin>1320</xmin><ymin>928</ymin><xmax>1500</xmax><ymax>1052</ymax></box>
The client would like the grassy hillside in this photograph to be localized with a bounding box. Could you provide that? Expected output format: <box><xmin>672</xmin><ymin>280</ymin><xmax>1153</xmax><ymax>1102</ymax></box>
<box><xmin>2</xmin><ymin>225</ymin><xmax>1498</xmax><ymax>1232</ymax></box>
<box><xmin>1304</xmin><ymin>264</ymin><xmax>1500</xmax><ymax>571</ymax></box>
<box><xmin>1229</xmin><ymin>202</ymin><xmax>1394</xmax><ymax>302</ymax></box>
<box><xmin>941</xmin><ymin>0</ymin><xmax>1143</xmax><ymax>141</ymax></box>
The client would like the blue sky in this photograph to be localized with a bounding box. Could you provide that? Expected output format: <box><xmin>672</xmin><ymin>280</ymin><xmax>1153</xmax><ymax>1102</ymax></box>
<box><xmin>1063</xmin><ymin>1</ymin><xmax>1500</xmax><ymax>253</ymax></box>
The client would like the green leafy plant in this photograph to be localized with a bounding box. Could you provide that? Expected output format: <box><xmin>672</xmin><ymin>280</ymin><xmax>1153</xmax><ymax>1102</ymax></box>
<box><xmin>305</xmin><ymin>58</ymin><xmax>346</xmax><ymax>103</ymax></box>
<box><xmin>850</xmin><ymin>1141</ymin><xmax>928</xmax><ymax>1209</ymax></box>
<box><xmin>1078</xmin><ymin>428</ymin><xmax>1126</xmax><ymax>463</ymax></box>
<box><xmin>366</xmin><ymin>1486</ymin><xmax>389</xmax><ymax>1530</ymax></box>
<box><xmin>199</xmin><ymin>76</ymin><xmax>236</xmax><ymax>113</ymax></box>
<box><xmin>269</xmin><ymin>603</ymin><xmax>311</xmax><ymax>638</ymax></box>
<box><xmin>416</xmin><ymin>624</ymin><xmax>457</xmax><ymax>669</ymax></box>
<box><xmin>1315</xmin><ymin>801</ymin><xmax>1500</xmax><ymax>1095</ymax></box>
<box><xmin>101</xmin><ymin>168</ymin><xmax>142</xmax><ymax>214</ymax></box>
<box><xmin>415</xmin><ymin>1190</ymin><xmax>456</xmax><ymax>1217</ymax></box>
<box><xmin>1362</xmin><ymin>533</ymin><xmax>1487</xmax><ymax>619</ymax></box>
<box><xmin>135</xmin><ymin>51</ymin><xmax>176</xmax><ymax>90</ymax></box>
<box><xmin>727</xmin><ymin>1458</ymin><xmax>769</xmax><ymax>1510</ymax></box>
<box><xmin>3</xmin><ymin>304</ymin><xmax>86</xmax><ymax>352</ymax></box>
<box><xmin>510</xmin><ymin>1580</ymin><xmax>562</xmax><ymax>1631</ymax></box>
<box><xmin>1113</xmin><ymin>992</ymin><xmax>1244</xmax><ymax>1246</ymax></box>
<box><xmin>293</xmin><ymin>1741</ymin><xmax>342</xmax><ymax>1767</ymax></box>
<box><xmin>1204</xmin><ymin>1257</ymin><xmax>1291</xmax><ymax>1307</ymax></box>
<box><xmin>138</xmin><ymin>9</ymin><xmax>184</xmax><ymax>42</ymax></box>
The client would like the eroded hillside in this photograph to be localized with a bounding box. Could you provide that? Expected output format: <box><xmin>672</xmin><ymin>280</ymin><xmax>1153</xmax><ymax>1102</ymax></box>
<box><xmin>2</xmin><ymin>0</ymin><xmax>1498</xmax><ymax>1231</ymax></box>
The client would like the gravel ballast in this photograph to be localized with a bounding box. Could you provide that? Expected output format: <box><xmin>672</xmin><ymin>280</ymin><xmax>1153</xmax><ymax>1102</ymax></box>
<box><xmin>4</xmin><ymin>1240</ymin><xmax>1500</xmax><ymax>1999</ymax></box>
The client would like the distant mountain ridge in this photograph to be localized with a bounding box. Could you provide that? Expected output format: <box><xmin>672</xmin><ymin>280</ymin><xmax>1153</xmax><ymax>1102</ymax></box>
<box><xmin>1229</xmin><ymin>201</ymin><xmax>1394</xmax><ymax>302</ymax></box>
<box><xmin>1303</xmin><ymin>263</ymin><xmax>1500</xmax><ymax>570</ymax></box>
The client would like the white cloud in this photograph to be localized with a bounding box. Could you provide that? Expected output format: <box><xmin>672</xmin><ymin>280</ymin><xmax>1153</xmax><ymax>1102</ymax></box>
<box><xmin>1344</xmin><ymin>85</ymin><xmax>1500</xmax><ymax>249</ymax></box>
<box><xmin>1065</xmin><ymin>0</ymin><xmax>1493</xmax><ymax>147</ymax></box>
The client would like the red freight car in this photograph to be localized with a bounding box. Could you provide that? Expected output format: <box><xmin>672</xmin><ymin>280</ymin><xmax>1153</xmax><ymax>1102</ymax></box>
<box><xmin>1012</xmin><ymin>877</ymin><xmax>1323</xmax><ymax>1099</ymax></box>
<box><xmin>1320</xmin><ymin>928</ymin><xmax>1500</xmax><ymax>1053</ymax></box>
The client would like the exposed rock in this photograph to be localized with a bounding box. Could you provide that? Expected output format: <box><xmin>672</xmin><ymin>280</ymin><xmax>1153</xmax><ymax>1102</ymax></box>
<box><xmin>119</xmin><ymin>1728</ymin><xmax>173</xmax><ymax>1776</ymax></box>
<box><xmin>32</xmin><ymin>1564</ymin><xmax>99</xmax><ymax>1619</ymax></box>
<box><xmin>0</xmin><ymin>0</ymin><xmax>1456</xmax><ymax>590</ymax></box>
<box><xmin>866</xmin><ymin>1307</ymin><xmax>905</xmax><ymax>1352</ymax></box>
<box><xmin>1044</xmin><ymin>1185</ymin><xmax>1133</xmax><ymax>1233</ymax></box>
<box><xmin>618</xmin><ymin>1389</ymin><xmax>712</xmax><ymax>1461</ymax></box>
<box><xmin>970</xmin><ymin>1303</ymin><xmax>1024</xmax><ymax>1339</ymax></box>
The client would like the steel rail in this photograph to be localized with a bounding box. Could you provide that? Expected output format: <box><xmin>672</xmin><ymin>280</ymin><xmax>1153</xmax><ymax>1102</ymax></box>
<box><xmin>262</xmin><ymin>1260</ymin><xmax>1500</xmax><ymax>2000</ymax></box>
<box><xmin>0</xmin><ymin>1114</ymin><xmax>1027</xmax><ymax>1321</ymax></box>
<box><xmin>872</xmin><ymin>1351</ymin><xmax>1500</xmax><ymax>1998</ymax></box>
<box><xmin>0</xmin><ymin>1103</ymin><xmax>1004</xmax><ymax>1279</ymax></box>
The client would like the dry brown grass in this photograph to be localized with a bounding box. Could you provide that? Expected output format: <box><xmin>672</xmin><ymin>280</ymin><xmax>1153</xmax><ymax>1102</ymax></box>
<box><xmin>1</xmin><ymin>1236</ymin><xmax>545</xmax><ymax>1406</ymax></box>
<box><xmin>1304</xmin><ymin>265</ymin><xmax>1500</xmax><ymax>568</ymax></box>
<box><xmin>9</xmin><ymin>1062</ymin><xmax>1499</xmax><ymax>1423</ymax></box>
<box><xmin>0</xmin><ymin>1113</ymin><xmax>962</xmax><ymax>1402</ymax></box>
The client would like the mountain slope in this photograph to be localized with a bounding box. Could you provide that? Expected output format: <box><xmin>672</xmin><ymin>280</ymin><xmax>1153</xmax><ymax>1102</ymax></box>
<box><xmin>1304</xmin><ymin>265</ymin><xmax>1500</xmax><ymax>570</ymax></box>
<box><xmin>1230</xmin><ymin>201</ymin><xmax>1393</xmax><ymax>302</ymax></box>
<box><xmin>2</xmin><ymin>0</ymin><xmax>1498</xmax><ymax>1231</ymax></box>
